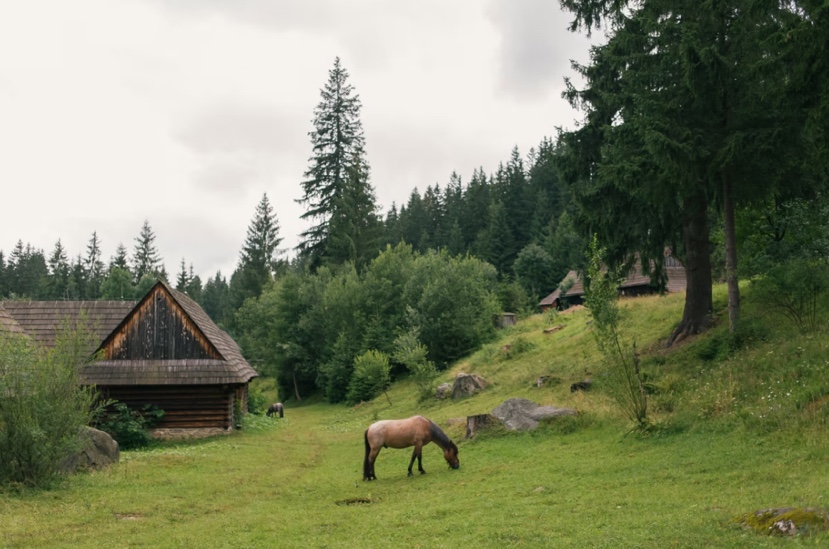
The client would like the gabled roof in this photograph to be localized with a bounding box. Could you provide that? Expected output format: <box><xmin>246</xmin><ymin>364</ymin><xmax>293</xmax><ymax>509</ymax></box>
<box><xmin>0</xmin><ymin>303</ymin><xmax>26</xmax><ymax>336</ymax></box>
<box><xmin>1</xmin><ymin>281</ymin><xmax>256</xmax><ymax>386</ymax></box>
<box><xmin>538</xmin><ymin>261</ymin><xmax>686</xmax><ymax>308</ymax></box>
<box><xmin>0</xmin><ymin>300</ymin><xmax>135</xmax><ymax>349</ymax></box>
<box><xmin>538</xmin><ymin>270</ymin><xmax>581</xmax><ymax>308</ymax></box>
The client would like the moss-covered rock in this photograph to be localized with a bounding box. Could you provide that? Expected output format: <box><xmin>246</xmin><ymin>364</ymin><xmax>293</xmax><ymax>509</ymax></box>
<box><xmin>735</xmin><ymin>507</ymin><xmax>829</xmax><ymax>536</ymax></box>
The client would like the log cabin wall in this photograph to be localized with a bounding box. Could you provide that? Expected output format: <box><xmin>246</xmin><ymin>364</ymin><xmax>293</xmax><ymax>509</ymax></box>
<box><xmin>100</xmin><ymin>384</ymin><xmax>238</xmax><ymax>429</ymax></box>
<box><xmin>101</xmin><ymin>287</ymin><xmax>220</xmax><ymax>361</ymax></box>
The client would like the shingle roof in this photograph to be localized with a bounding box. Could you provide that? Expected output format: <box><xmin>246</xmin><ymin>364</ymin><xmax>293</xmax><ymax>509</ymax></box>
<box><xmin>538</xmin><ymin>270</ymin><xmax>580</xmax><ymax>308</ymax></box>
<box><xmin>0</xmin><ymin>303</ymin><xmax>26</xmax><ymax>336</ymax></box>
<box><xmin>538</xmin><ymin>263</ymin><xmax>686</xmax><ymax>307</ymax></box>
<box><xmin>1</xmin><ymin>282</ymin><xmax>257</xmax><ymax>386</ymax></box>
<box><xmin>83</xmin><ymin>359</ymin><xmax>250</xmax><ymax>385</ymax></box>
<box><xmin>0</xmin><ymin>300</ymin><xmax>135</xmax><ymax>350</ymax></box>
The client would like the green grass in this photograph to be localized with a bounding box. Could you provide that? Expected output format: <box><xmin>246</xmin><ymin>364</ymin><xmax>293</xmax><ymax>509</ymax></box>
<box><xmin>2</xmin><ymin>283</ymin><xmax>829</xmax><ymax>547</ymax></box>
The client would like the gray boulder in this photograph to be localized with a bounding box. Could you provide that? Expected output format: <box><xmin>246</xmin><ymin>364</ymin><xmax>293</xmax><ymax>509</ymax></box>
<box><xmin>451</xmin><ymin>373</ymin><xmax>488</xmax><ymax>399</ymax></box>
<box><xmin>491</xmin><ymin>398</ymin><xmax>577</xmax><ymax>431</ymax></box>
<box><xmin>435</xmin><ymin>383</ymin><xmax>453</xmax><ymax>400</ymax></box>
<box><xmin>60</xmin><ymin>427</ymin><xmax>120</xmax><ymax>473</ymax></box>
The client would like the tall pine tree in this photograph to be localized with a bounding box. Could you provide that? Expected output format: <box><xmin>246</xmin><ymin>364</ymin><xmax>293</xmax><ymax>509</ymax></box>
<box><xmin>558</xmin><ymin>0</ymin><xmax>812</xmax><ymax>341</ymax></box>
<box><xmin>46</xmin><ymin>239</ymin><xmax>70</xmax><ymax>300</ymax></box>
<box><xmin>132</xmin><ymin>220</ymin><xmax>162</xmax><ymax>283</ymax></box>
<box><xmin>326</xmin><ymin>154</ymin><xmax>382</xmax><ymax>267</ymax></box>
<box><xmin>84</xmin><ymin>231</ymin><xmax>104</xmax><ymax>299</ymax></box>
<box><xmin>235</xmin><ymin>193</ymin><xmax>283</xmax><ymax>301</ymax></box>
<box><xmin>297</xmin><ymin>57</ymin><xmax>374</xmax><ymax>268</ymax></box>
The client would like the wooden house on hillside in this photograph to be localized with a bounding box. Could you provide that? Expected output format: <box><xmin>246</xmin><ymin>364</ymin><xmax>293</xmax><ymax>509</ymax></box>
<box><xmin>539</xmin><ymin>255</ymin><xmax>687</xmax><ymax>311</ymax></box>
<box><xmin>0</xmin><ymin>281</ymin><xmax>257</xmax><ymax>439</ymax></box>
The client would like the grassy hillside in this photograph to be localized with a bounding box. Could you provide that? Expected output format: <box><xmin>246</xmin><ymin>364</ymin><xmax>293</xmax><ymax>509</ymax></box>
<box><xmin>2</xmin><ymin>283</ymin><xmax>829</xmax><ymax>547</ymax></box>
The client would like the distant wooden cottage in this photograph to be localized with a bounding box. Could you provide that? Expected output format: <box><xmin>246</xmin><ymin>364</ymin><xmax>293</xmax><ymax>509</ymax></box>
<box><xmin>0</xmin><ymin>281</ymin><xmax>257</xmax><ymax>439</ymax></box>
<box><xmin>539</xmin><ymin>255</ymin><xmax>687</xmax><ymax>312</ymax></box>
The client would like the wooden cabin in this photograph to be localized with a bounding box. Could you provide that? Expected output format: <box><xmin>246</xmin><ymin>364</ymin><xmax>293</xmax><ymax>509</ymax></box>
<box><xmin>539</xmin><ymin>255</ymin><xmax>687</xmax><ymax>312</ymax></box>
<box><xmin>0</xmin><ymin>281</ymin><xmax>257</xmax><ymax>439</ymax></box>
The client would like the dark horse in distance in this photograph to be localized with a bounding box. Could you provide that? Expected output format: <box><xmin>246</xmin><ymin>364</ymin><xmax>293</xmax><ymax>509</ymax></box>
<box><xmin>363</xmin><ymin>415</ymin><xmax>459</xmax><ymax>481</ymax></box>
<box><xmin>266</xmin><ymin>402</ymin><xmax>284</xmax><ymax>418</ymax></box>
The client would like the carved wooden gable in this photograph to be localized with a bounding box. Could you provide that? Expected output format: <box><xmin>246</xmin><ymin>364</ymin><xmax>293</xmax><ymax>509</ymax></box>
<box><xmin>100</xmin><ymin>284</ymin><xmax>221</xmax><ymax>361</ymax></box>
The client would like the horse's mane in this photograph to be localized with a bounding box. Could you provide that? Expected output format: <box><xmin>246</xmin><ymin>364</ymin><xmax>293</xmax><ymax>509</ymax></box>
<box><xmin>428</xmin><ymin>420</ymin><xmax>457</xmax><ymax>452</ymax></box>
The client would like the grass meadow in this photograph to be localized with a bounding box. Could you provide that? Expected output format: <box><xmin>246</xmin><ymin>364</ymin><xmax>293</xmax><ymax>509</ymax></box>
<box><xmin>2</xmin><ymin>283</ymin><xmax>829</xmax><ymax>547</ymax></box>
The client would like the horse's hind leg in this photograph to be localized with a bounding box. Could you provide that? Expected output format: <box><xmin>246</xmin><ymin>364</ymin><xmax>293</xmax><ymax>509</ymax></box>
<box><xmin>364</xmin><ymin>431</ymin><xmax>379</xmax><ymax>481</ymax></box>
<box><xmin>408</xmin><ymin>448</ymin><xmax>417</xmax><ymax>476</ymax></box>
<box><xmin>369</xmin><ymin>449</ymin><xmax>379</xmax><ymax>480</ymax></box>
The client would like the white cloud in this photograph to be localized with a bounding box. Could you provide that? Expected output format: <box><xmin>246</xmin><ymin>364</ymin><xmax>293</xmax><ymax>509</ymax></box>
<box><xmin>0</xmin><ymin>0</ymin><xmax>590</xmax><ymax>281</ymax></box>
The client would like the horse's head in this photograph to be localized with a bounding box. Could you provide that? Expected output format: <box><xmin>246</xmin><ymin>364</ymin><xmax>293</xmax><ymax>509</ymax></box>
<box><xmin>443</xmin><ymin>442</ymin><xmax>460</xmax><ymax>469</ymax></box>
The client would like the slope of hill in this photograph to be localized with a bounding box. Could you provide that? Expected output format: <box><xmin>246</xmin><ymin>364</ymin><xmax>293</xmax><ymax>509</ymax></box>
<box><xmin>3</xmin><ymin>282</ymin><xmax>829</xmax><ymax>547</ymax></box>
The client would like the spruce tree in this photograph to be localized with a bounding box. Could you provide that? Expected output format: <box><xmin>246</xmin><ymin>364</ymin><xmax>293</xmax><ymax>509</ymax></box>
<box><xmin>558</xmin><ymin>0</ymin><xmax>811</xmax><ymax>341</ymax></box>
<box><xmin>297</xmin><ymin>57</ymin><xmax>373</xmax><ymax>268</ymax></box>
<box><xmin>176</xmin><ymin>258</ymin><xmax>189</xmax><ymax>292</ymax></box>
<box><xmin>10</xmin><ymin>244</ymin><xmax>48</xmax><ymax>299</ymax></box>
<box><xmin>185</xmin><ymin>264</ymin><xmax>203</xmax><ymax>302</ymax></box>
<box><xmin>84</xmin><ymin>232</ymin><xmax>104</xmax><ymax>299</ymax></box>
<box><xmin>132</xmin><ymin>220</ymin><xmax>161</xmax><ymax>283</ymax></box>
<box><xmin>68</xmin><ymin>254</ymin><xmax>84</xmax><ymax>300</ymax></box>
<box><xmin>235</xmin><ymin>193</ymin><xmax>282</xmax><ymax>301</ymax></box>
<box><xmin>110</xmin><ymin>243</ymin><xmax>130</xmax><ymax>272</ymax></box>
<box><xmin>46</xmin><ymin>240</ymin><xmax>70</xmax><ymax>300</ymax></box>
<box><xmin>202</xmin><ymin>272</ymin><xmax>230</xmax><ymax>324</ymax></box>
<box><xmin>326</xmin><ymin>154</ymin><xmax>382</xmax><ymax>267</ymax></box>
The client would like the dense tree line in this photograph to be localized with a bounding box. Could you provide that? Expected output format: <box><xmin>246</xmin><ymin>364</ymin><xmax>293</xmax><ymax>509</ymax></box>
<box><xmin>558</xmin><ymin>0</ymin><xmax>829</xmax><ymax>342</ymax></box>
<box><xmin>383</xmin><ymin>140</ymin><xmax>586</xmax><ymax>303</ymax></box>
<box><xmin>3</xmin><ymin>31</ymin><xmax>828</xmax><ymax>403</ymax></box>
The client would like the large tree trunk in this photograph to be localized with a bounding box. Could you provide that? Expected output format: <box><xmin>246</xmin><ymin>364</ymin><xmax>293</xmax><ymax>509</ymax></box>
<box><xmin>292</xmin><ymin>369</ymin><xmax>302</xmax><ymax>402</ymax></box>
<box><xmin>723</xmin><ymin>172</ymin><xmax>740</xmax><ymax>332</ymax></box>
<box><xmin>668</xmin><ymin>191</ymin><xmax>713</xmax><ymax>346</ymax></box>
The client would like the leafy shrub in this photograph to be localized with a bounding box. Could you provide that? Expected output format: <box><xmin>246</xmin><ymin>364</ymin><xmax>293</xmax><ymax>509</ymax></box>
<box><xmin>584</xmin><ymin>236</ymin><xmax>648</xmax><ymax>428</ymax></box>
<box><xmin>346</xmin><ymin>350</ymin><xmax>391</xmax><ymax>405</ymax></box>
<box><xmin>317</xmin><ymin>333</ymin><xmax>359</xmax><ymax>403</ymax></box>
<box><xmin>502</xmin><ymin>336</ymin><xmax>535</xmax><ymax>360</ymax></box>
<box><xmin>751</xmin><ymin>260</ymin><xmax>829</xmax><ymax>333</ymax></box>
<box><xmin>247</xmin><ymin>381</ymin><xmax>270</xmax><ymax>415</ymax></box>
<box><xmin>96</xmin><ymin>402</ymin><xmax>164</xmax><ymax>450</ymax></box>
<box><xmin>0</xmin><ymin>325</ymin><xmax>101</xmax><ymax>489</ymax></box>
<box><xmin>393</xmin><ymin>328</ymin><xmax>437</xmax><ymax>401</ymax></box>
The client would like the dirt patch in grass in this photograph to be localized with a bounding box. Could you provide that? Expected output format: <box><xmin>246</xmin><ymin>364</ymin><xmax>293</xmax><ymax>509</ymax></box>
<box><xmin>335</xmin><ymin>497</ymin><xmax>378</xmax><ymax>506</ymax></box>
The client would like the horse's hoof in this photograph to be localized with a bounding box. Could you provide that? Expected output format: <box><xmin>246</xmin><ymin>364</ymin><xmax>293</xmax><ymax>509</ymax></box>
<box><xmin>420</xmin><ymin>470</ymin><xmax>426</xmax><ymax>475</ymax></box>
<box><xmin>407</xmin><ymin>472</ymin><xmax>413</xmax><ymax>477</ymax></box>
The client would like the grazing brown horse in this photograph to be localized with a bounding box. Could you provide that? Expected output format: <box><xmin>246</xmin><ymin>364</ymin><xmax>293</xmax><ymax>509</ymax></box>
<box><xmin>266</xmin><ymin>402</ymin><xmax>284</xmax><ymax>418</ymax></box>
<box><xmin>363</xmin><ymin>415</ymin><xmax>459</xmax><ymax>481</ymax></box>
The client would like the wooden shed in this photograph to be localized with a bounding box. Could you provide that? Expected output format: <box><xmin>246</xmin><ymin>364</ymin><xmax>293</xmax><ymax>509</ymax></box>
<box><xmin>539</xmin><ymin>255</ymin><xmax>687</xmax><ymax>312</ymax></box>
<box><xmin>1</xmin><ymin>281</ymin><xmax>257</xmax><ymax>439</ymax></box>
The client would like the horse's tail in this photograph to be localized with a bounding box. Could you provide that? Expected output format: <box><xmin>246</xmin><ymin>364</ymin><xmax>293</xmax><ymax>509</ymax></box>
<box><xmin>363</xmin><ymin>429</ymin><xmax>371</xmax><ymax>480</ymax></box>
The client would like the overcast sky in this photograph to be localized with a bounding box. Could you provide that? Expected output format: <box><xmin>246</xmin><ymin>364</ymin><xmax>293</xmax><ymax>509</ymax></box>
<box><xmin>0</xmin><ymin>0</ymin><xmax>592</xmax><ymax>281</ymax></box>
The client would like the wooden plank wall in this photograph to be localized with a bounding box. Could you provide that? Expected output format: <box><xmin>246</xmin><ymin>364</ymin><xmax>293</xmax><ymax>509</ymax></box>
<box><xmin>100</xmin><ymin>385</ymin><xmax>236</xmax><ymax>429</ymax></box>
<box><xmin>103</xmin><ymin>288</ymin><xmax>220</xmax><ymax>361</ymax></box>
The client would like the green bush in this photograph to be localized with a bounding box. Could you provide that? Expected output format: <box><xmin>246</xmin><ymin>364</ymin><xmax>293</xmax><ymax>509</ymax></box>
<box><xmin>96</xmin><ymin>402</ymin><xmax>164</xmax><ymax>450</ymax></box>
<box><xmin>346</xmin><ymin>350</ymin><xmax>391</xmax><ymax>405</ymax></box>
<box><xmin>246</xmin><ymin>381</ymin><xmax>270</xmax><ymax>415</ymax></box>
<box><xmin>393</xmin><ymin>328</ymin><xmax>437</xmax><ymax>401</ymax></box>
<box><xmin>751</xmin><ymin>260</ymin><xmax>829</xmax><ymax>333</ymax></box>
<box><xmin>0</xmin><ymin>326</ymin><xmax>102</xmax><ymax>489</ymax></box>
<box><xmin>584</xmin><ymin>236</ymin><xmax>648</xmax><ymax>428</ymax></box>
